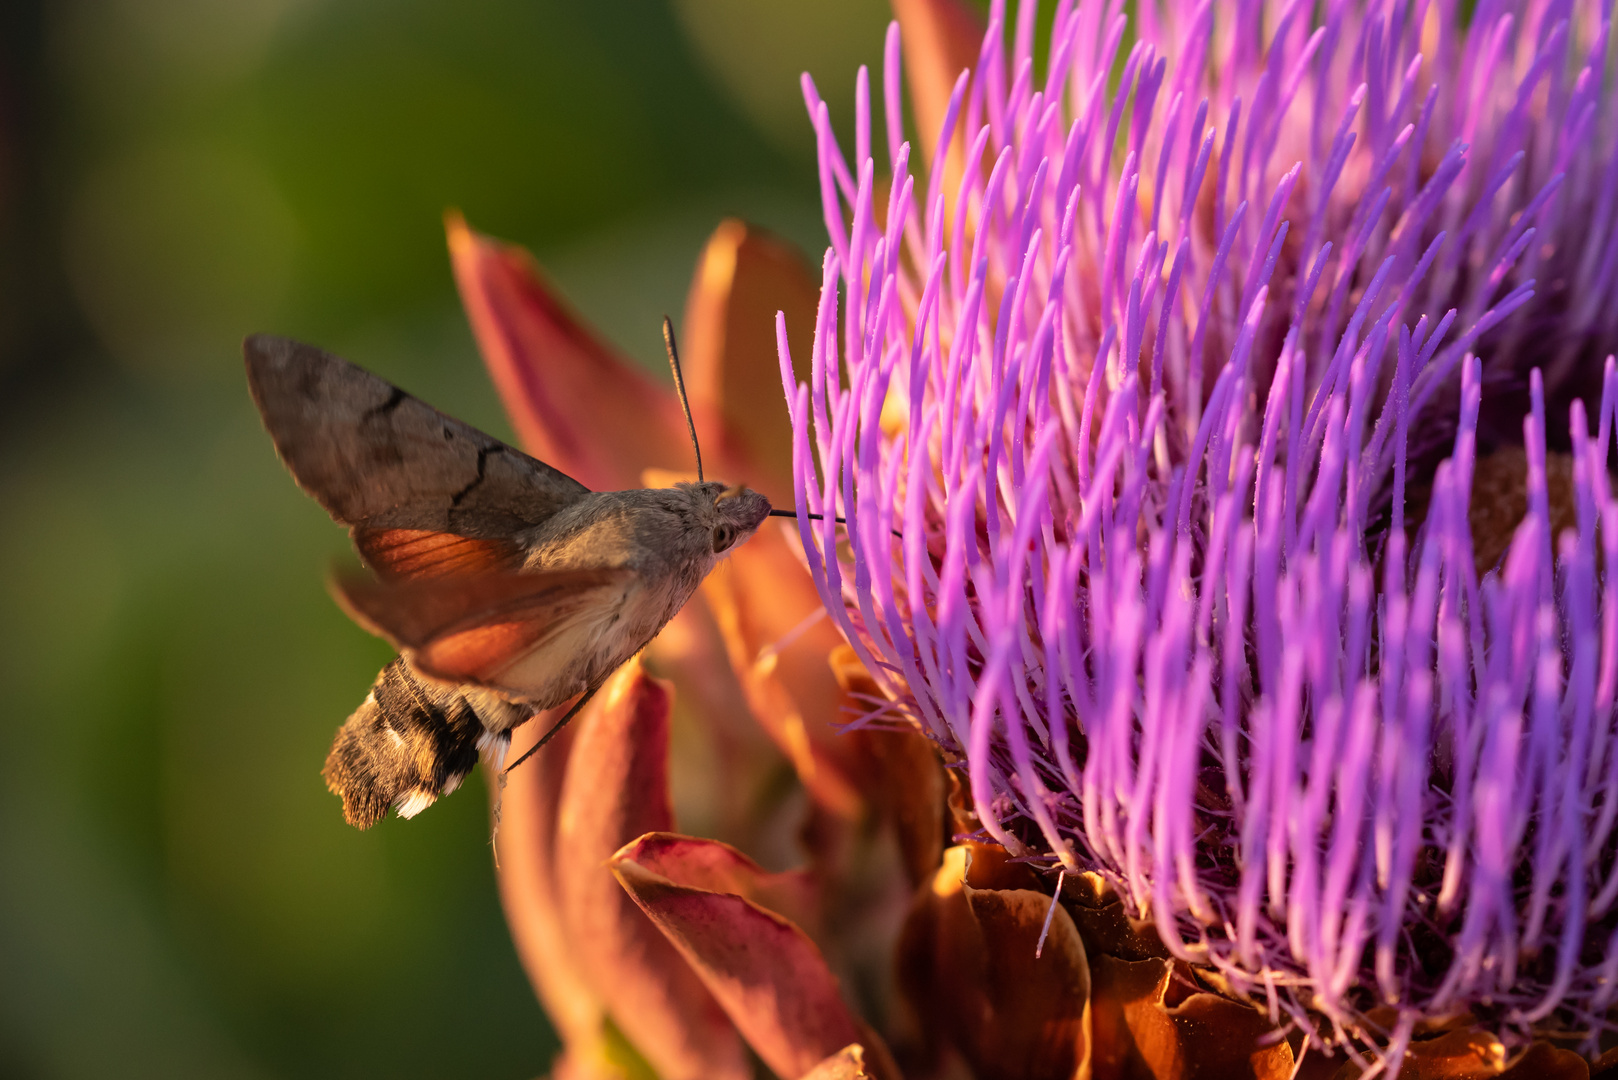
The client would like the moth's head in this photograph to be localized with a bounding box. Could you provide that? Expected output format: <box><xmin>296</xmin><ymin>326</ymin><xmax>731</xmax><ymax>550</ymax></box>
<box><xmin>676</xmin><ymin>481</ymin><xmax>772</xmax><ymax>557</ymax></box>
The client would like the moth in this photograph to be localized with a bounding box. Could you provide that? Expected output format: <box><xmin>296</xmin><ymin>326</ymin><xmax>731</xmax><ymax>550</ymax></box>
<box><xmin>245</xmin><ymin>326</ymin><xmax>785</xmax><ymax>828</ymax></box>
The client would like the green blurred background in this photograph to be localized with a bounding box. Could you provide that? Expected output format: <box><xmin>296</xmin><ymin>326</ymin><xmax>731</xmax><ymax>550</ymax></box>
<box><xmin>0</xmin><ymin>1</ymin><xmax>895</xmax><ymax>1075</ymax></box>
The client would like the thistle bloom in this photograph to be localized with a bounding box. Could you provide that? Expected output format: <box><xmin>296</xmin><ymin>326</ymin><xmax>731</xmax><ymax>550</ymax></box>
<box><xmin>786</xmin><ymin>0</ymin><xmax>1618</xmax><ymax>1071</ymax></box>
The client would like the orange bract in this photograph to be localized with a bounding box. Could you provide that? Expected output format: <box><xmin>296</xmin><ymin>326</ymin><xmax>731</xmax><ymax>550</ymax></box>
<box><xmin>447</xmin><ymin>211</ymin><xmax>691</xmax><ymax>492</ymax></box>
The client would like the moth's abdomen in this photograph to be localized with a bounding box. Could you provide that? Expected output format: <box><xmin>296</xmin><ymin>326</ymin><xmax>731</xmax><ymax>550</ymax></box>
<box><xmin>323</xmin><ymin>658</ymin><xmax>520</xmax><ymax>828</ymax></box>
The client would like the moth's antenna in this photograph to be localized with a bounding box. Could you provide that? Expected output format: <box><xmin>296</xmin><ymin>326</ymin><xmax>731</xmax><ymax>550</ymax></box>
<box><xmin>662</xmin><ymin>316</ymin><xmax>703</xmax><ymax>483</ymax></box>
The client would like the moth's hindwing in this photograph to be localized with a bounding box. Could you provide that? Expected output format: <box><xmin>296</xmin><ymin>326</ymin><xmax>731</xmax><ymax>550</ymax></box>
<box><xmin>324</xmin><ymin>658</ymin><xmax>524</xmax><ymax>829</ymax></box>
<box><xmin>330</xmin><ymin>565</ymin><xmax>635</xmax><ymax>692</ymax></box>
<box><xmin>353</xmin><ymin>527</ymin><xmax>524</xmax><ymax>580</ymax></box>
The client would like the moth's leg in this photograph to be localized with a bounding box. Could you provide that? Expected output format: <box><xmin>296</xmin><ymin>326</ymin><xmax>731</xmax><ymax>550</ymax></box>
<box><xmin>501</xmin><ymin>681</ymin><xmax>606</xmax><ymax>777</ymax></box>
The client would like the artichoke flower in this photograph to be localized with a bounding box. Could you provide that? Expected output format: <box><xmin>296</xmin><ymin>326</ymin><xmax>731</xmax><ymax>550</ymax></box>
<box><xmin>436</xmin><ymin>0</ymin><xmax>1618</xmax><ymax>1075</ymax></box>
<box><xmin>786</xmin><ymin>0</ymin><xmax>1618</xmax><ymax>1075</ymax></box>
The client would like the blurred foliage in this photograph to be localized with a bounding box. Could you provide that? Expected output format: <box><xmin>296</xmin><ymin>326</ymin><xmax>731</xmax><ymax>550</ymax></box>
<box><xmin>0</xmin><ymin>0</ymin><xmax>889</xmax><ymax>1076</ymax></box>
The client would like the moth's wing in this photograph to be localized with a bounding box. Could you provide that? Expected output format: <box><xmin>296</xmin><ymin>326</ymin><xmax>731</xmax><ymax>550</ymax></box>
<box><xmin>350</xmin><ymin>528</ymin><xmax>527</xmax><ymax>580</ymax></box>
<box><xmin>331</xmin><ymin>566</ymin><xmax>633</xmax><ymax>697</ymax></box>
<box><xmin>243</xmin><ymin>334</ymin><xmax>591</xmax><ymax>554</ymax></box>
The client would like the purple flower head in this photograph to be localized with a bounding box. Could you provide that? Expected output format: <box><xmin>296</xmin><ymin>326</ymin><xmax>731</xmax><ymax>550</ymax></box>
<box><xmin>780</xmin><ymin>0</ymin><xmax>1618</xmax><ymax>1067</ymax></box>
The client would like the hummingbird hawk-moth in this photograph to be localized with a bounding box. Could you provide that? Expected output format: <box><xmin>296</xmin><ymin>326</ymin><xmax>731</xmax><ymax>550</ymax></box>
<box><xmin>244</xmin><ymin>328</ymin><xmax>776</xmax><ymax>829</ymax></box>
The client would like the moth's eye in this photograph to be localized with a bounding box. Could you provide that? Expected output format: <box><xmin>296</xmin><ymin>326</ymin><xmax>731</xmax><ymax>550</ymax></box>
<box><xmin>712</xmin><ymin>525</ymin><xmax>736</xmax><ymax>553</ymax></box>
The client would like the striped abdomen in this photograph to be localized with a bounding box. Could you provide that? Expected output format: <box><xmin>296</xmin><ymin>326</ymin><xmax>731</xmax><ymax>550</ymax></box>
<box><xmin>322</xmin><ymin>658</ymin><xmax>527</xmax><ymax>829</ymax></box>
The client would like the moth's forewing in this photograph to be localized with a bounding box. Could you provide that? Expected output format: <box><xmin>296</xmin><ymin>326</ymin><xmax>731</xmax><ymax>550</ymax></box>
<box><xmin>243</xmin><ymin>333</ymin><xmax>591</xmax><ymax>543</ymax></box>
<box><xmin>330</xmin><ymin>565</ymin><xmax>634</xmax><ymax>689</ymax></box>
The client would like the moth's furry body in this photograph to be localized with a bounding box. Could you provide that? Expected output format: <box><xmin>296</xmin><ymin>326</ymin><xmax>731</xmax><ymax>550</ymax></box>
<box><xmin>499</xmin><ymin>485</ymin><xmax>750</xmax><ymax>707</ymax></box>
<box><xmin>245</xmin><ymin>334</ymin><xmax>770</xmax><ymax>828</ymax></box>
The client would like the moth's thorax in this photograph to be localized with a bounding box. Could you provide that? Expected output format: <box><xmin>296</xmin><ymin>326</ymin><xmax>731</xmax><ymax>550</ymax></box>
<box><xmin>477</xmin><ymin>480</ymin><xmax>772</xmax><ymax>709</ymax></box>
<box><xmin>517</xmin><ymin>481</ymin><xmax>771</xmax><ymax>579</ymax></box>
